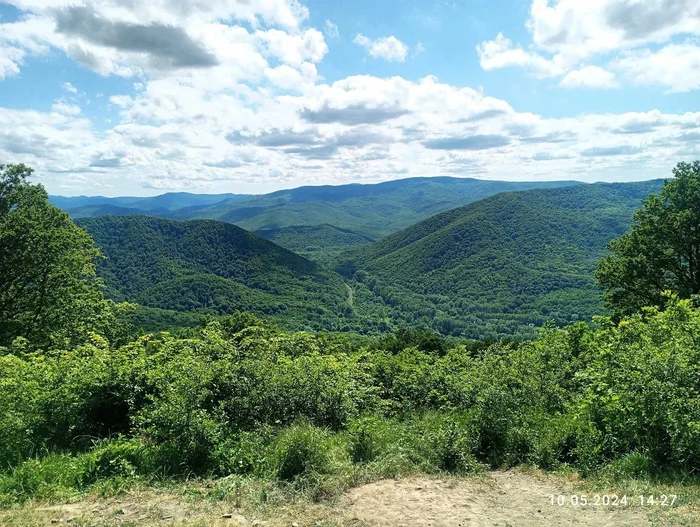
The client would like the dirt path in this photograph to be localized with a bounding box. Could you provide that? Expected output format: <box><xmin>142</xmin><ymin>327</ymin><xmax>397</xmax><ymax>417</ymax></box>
<box><xmin>1</xmin><ymin>471</ymin><xmax>690</xmax><ymax>527</ymax></box>
<box><xmin>336</xmin><ymin>472</ymin><xmax>653</xmax><ymax>526</ymax></box>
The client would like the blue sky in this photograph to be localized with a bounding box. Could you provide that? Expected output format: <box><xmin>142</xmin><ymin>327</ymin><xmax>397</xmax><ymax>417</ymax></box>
<box><xmin>0</xmin><ymin>0</ymin><xmax>699</xmax><ymax>196</ymax></box>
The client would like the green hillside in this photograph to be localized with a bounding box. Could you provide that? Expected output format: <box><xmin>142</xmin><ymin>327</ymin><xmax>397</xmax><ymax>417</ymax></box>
<box><xmin>50</xmin><ymin>192</ymin><xmax>246</xmax><ymax>212</ymax></box>
<box><xmin>56</xmin><ymin>178</ymin><xmax>582</xmax><ymax>260</ymax></box>
<box><xmin>338</xmin><ymin>180</ymin><xmax>667</xmax><ymax>339</ymax></box>
<box><xmin>68</xmin><ymin>204</ymin><xmax>169</xmax><ymax>218</ymax></box>
<box><xmin>256</xmin><ymin>224</ymin><xmax>376</xmax><ymax>261</ymax></box>
<box><xmin>176</xmin><ymin>177</ymin><xmax>581</xmax><ymax>242</ymax></box>
<box><xmin>77</xmin><ymin>216</ymin><xmax>353</xmax><ymax>331</ymax></box>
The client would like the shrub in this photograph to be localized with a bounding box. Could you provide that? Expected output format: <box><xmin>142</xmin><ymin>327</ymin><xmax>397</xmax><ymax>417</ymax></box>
<box><xmin>269</xmin><ymin>422</ymin><xmax>333</xmax><ymax>481</ymax></box>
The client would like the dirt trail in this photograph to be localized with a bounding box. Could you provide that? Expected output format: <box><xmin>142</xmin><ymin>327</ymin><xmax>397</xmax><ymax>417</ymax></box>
<box><xmin>1</xmin><ymin>471</ymin><xmax>685</xmax><ymax>527</ymax></box>
<box><xmin>336</xmin><ymin>471</ymin><xmax>653</xmax><ymax>526</ymax></box>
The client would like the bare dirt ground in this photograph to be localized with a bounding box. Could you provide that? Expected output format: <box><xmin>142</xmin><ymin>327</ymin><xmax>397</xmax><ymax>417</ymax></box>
<box><xmin>1</xmin><ymin>470</ymin><xmax>696</xmax><ymax>527</ymax></box>
<box><xmin>337</xmin><ymin>472</ymin><xmax>652</xmax><ymax>527</ymax></box>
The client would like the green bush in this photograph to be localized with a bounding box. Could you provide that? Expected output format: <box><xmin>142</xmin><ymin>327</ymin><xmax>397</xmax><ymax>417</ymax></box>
<box><xmin>419</xmin><ymin>413</ymin><xmax>479</xmax><ymax>473</ymax></box>
<box><xmin>269</xmin><ymin>422</ymin><xmax>334</xmax><ymax>481</ymax></box>
<box><xmin>2</xmin><ymin>299</ymin><xmax>700</xmax><ymax>505</ymax></box>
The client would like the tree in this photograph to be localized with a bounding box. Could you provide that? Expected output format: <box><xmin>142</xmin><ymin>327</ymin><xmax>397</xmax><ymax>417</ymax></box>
<box><xmin>597</xmin><ymin>161</ymin><xmax>700</xmax><ymax>317</ymax></box>
<box><xmin>0</xmin><ymin>163</ymin><xmax>115</xmax><ymax>348</ymax></box>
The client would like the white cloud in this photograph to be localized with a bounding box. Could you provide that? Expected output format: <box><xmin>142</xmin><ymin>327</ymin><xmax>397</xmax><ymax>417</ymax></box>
<box><xmin>529</xmin><ymin>0</ymin><xmax>700</xmax><ymax>56</ymax></box>
<box><xmin>0</xmin><ymin>1</ymin><xmax>316</xmax><ymax>81</ymax></box>
<box><xmin>560</xmin><ymin>65</ymin><xmax>619</xmax><ymax>89</ymax></box>
<box><xmin>1</xmin><ymin>0</ymin><xmax>698</xmax><ymax>194</ymax></box>
<box><xmin>3</xmin><ymin>0</ymin><xmax>310</xmax><ymax>29</ymax></box>
<box><xmin>354</xmin><ymin>34</ymin><xmax>409</xmax><ymax>62</ymax></box>
<box><xmin>62</xmin><ymin>82</ymin><xmax>78</xmax><ymax>93</ymax></box>
<box><xmin>51</xmin><ymin>102</ymin><xmax>81</xmax><ymax>116</ymax></box>
<box><xmin>477</xmin><ymin>33</ymin><xmax>565</xmax><ymax>77</ymax></box>
<box><xmin>0</xmin><ymin>106</ymin><xmax>96</xmax><ymax>171</ymax></box>
<box><xmin>0</xmin><ymin>46</ymin><xmax>23</xmax><ymax>79</ymax></box>
<box><xmin>613</xmin><ymin>41</ymin><xmax>700</xmax><ymax>93</ymax></box>
<box><xmin>479</xmin><ymin>0</ymin><xmax>700</xmax><ymax>91</ymax></box>
<box><xmin>324</xmin><ymin>20</ymin><xmax>339</xmax><ymax>39</ymax></box>
<box><xmin>256</xmin><ymin>28</ymin><xmax>328</xmax><ymax>67</ymax></box>
<box><xmin>265</xmin><ymin>62</ymin><xmax>318</xmax><ymax>92</ymax></box>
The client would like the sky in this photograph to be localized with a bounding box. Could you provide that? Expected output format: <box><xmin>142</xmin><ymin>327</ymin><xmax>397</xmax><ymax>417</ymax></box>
<box><xmin>0</xmin><ymin>0</ymin><xmax>699</xmax><ymax>197</ymax></box>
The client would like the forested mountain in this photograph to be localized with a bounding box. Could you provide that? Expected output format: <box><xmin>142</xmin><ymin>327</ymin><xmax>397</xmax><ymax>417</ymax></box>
<box><xmin>337</xmin><ymin>180</ymin><xmax>666</xmax><ymax>339</ymax></box>
<box><xmin>67</xmin><ymin>204</ymin><xmax>169</xmax><ymax>218</ymax></box>
<box><xmin>50</xmin><ymin>192</ymin><xmax>246</xmax><ymax>214</ymax></box>
<box><xmin>56</xmin><ymin>178</ymin><xmax>581</xmax><ymax>258</ymax></box>
<box><xmin>78</xmin><ymin>216</ymin><xmax>353</xmax><ymax>331</ymax></box>
<box><xmin>173</xmin><ymin>177</ymin><xmax>581</xmax><ymax>240</ymax></box>
<box><xmin>75</xmin><ymin>180</ymin><xmax>669</xmax><ymax>339</ymax></box>
<box><xmin>256</xmin><ymin>224</ymin><xmax>376</xmax><ymax>261</ymax></box>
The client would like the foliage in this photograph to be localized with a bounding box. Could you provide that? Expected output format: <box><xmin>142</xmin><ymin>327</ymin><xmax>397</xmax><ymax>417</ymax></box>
<box><xmin>1</xmin><ymin>298</ymin><xmax>699</xmax><ymax>504</ymax></box>
<box><xmin>598</xmin><ymin>161</ymin><xmax>700</xmax><ymax>317</ymax></box>
<box><xmin>0</xmin><ymin>163</ymin><xmax>126</xmax><ymax>349</ymax></box>
<box><xmin>270</xmin><ymin>421</ymin><xmax>334</xmax><ymax>481</ymax></box>
<box><xmin>338</xmin><ymin>180</ymin><xmax>664</xmax><ymax>339</ymax></box>
<box><xmin>77</xmin><ymin>215</ymin><xmax>359</xmax><ymax>332</ymax></box>
<box><xmin>56</xmin><ymin>178</ymin><xmax>581</xmax><ymax>252</ymax></box>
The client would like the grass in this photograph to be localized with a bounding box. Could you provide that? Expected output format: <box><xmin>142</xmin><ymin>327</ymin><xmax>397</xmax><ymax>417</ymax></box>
<box><xmin>1</xmin><ymin>467</ymin><xmax>697</xmax><ymax>527</ymax></box>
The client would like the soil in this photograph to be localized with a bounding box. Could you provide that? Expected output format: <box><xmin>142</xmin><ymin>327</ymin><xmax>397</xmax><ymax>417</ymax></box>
<box><xmin>337</xmin><ymin>471</ymin><xmax>652</xmax><ymax>526</ymax></box>
<box><xmin>1</xmin><ymin>470</ymin><xmax>690</xmax><ymax>527</ymax></box>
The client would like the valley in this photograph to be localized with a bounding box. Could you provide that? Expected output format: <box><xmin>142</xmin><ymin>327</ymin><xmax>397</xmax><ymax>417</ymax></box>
<box><xmin>66</xmin><ymin>177</ymin><xmax>664</xmax><ymax>339</ymax></box>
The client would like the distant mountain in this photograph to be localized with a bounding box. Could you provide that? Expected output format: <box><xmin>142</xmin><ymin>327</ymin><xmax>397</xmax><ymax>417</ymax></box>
<box><xmin>55</xmin><ymin>178</ymin><xmax>583</xmax><ymax>257</ymax></box>
<box><xmin>337</xmin><ymin>180</ymin><xmax>667</xmax><ymax>339</ymax></box>
<box><xmin>256</xmin><ymin>224</ymin><xmax>376</xmax><ymax>260</ymax></box>
<box><xmin>51</xmin><ymin>192</ymin><xmax>247</xmax><ymax>213</ymax></box>
<box><xmin>78</xmin><ymin>216</ymin><xmax>353</xmax><ymax>331</ymax></box>
<box><xmin>172</xmin><ymin>177</ymin><xmax>583</xmax><ymax>253</ymax></box>
<box><xmin>67</xmin><ymin>204</ymin><xmax>169</xmax><ymax>218</ymax></box>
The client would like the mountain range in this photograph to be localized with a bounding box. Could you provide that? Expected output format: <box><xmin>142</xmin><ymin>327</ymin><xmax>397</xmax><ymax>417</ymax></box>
<box><xmin>78</xmin><ymin>215</ymin><xmax>353</xmax><ymax>332</ymax></box>
<box><xmin>67</xmin><ymin>176</ymin><xmax>666</xmax><ymax>339</ymax></box>
<box><xmin>55</xmin><ymin>178</ymin><xmax>581</xmax><ymax>259</ymax></box>
<box><xmin>337</xmin><ymin>180</ymin><xmax>664</xmax><ymax>338</ymax></box>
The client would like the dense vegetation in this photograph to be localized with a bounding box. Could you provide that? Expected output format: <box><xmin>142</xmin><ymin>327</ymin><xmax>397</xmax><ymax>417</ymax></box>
<box><xmin>2</xmin><ymin>161</ymin><xmax>699</xmax><ymax>511</ymax></box>
<box><xmin>71</xmin><ymin>181</ymin><xmax>669</xmax><ymax>340</ymax></box>
<box><xmin>78</xmin><ymin>216</ymin><xmax>355</xmax><ymax>332</ymax></box>
<box><xmin>0</xmin><ymin>164</ymin><xmax>128</xmax><ymax>349</ymax></box>
<box><xmin>337</xmin><ymin>180</ymin><xmax>665</xmax><ymax>339</ymax></box>
<box><xmin>56</xmin><ymin>178</ymin><xmax>580</xmax><ymax>257</ymax></box>
<box><xmin>598</xmin><ymin>161</ymin><xmax>700</xmax><ymax>317</ymax></box>
<box><xmin>1</xmin><ymin>298</ymin><xmax>698</xmax><ymax>506</ymax></box>
<box><xmin>257</xmin><ymin>224</ymin><xmax>376</xmax><ymax>262</ymax></box>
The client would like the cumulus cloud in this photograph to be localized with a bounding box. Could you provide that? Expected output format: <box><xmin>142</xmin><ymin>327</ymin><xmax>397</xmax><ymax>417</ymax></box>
<box><xmin>54</xmin><ymin>6</ymin><xmax>219</xmax><ymax>69</ymax></box>
<box><xmin>0</xmin><ymin>45</ymin><xmax>25</xmax><ymax>80</ymax></box>
<box><xmin>354</xmin><ymin>34</ymin><xmax>409</xmax><ymax>62</ymax></box>
<box><xmin>613</xmin><ymin>42</ymin><xmax>700</xmax><ymax>93</ymax></box>
<box><xmin>256</xmin><ymin>28</ymin><xmax>328</xmax><ymax>67</ymax></box>
<box><xmin>479</xmin><ymin>0</ymin><xmax>700</xmax><ymax>91</ymax></box>
<box><xmin>300</xmin><ymin>102</ymin><xmax>410</xmax><ymax>125</ymax></box>
<box><xmin>456</xmin><ymin>109</ymin><xmax>510</xmax><ymax>123</ymax></box>
<box><xmin>560</xmin><ymin>65</ymin><xmax>619</xmax><ymax>89</ymax></box>
<box><xmin>423</xmin><ymin>134</ymin><xmax>511</xmax><ymax>151</ymax></box>
<box><xmin>580</xmin><ymin>145</ymin><xmax>644</xmax><ymax>157</ymax></box>
<box><xmin>0</xmin><ymin>0</ymin><xmax>317</xmax><ymax>80</ymax></box>
<box><xmin>1</xmin><ymin>1</ymin><xmax>699</xmax><ymax>193</ymax></box>
<box><xmin>528</xmin><ymin>0</ymin><xmax>700</xmax><ymax>56</ymax></box>
<box><xmin>477</xmin><ymin>33</ymin><xmax>565</xmax><ymax>77</ymax></box>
